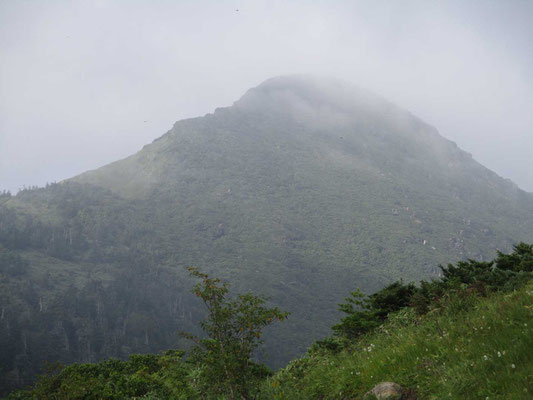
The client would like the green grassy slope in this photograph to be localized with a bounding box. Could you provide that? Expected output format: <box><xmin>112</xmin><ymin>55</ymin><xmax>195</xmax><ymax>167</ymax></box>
<box><xmin>260</xmin><ymin>282</ymin><xmax>533</xmax><ymax>400</ymax></box>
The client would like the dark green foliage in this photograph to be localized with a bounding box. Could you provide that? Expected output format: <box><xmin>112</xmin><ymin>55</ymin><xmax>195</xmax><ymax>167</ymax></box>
<box><xmin>366</xmin><ymin>281</ymin><xmax>417</xmax><ymax>319</ymax></box>
<box><xmin>0</xmin><ymin>246</ymin><xmax>29</xmax><ymax>277</ymax></box>
<box><xmin>330</xmin><ymin>243</ymin><xmax>533</xmax><ymax>344</ymax></box>
<box><xmin>6</xmin><ymin>350</ymin><xmax>196</xmax><ymax>400</ymax></box>
<box><xmin>496</xmin><ymin>242</ymin><xmax>533</xmax><ymax>272</ymax></box>
<box><xmin>332</xmin><ymin>282</ymin><xmax>416</xmax><ymax>339</ymax></box>
<box><xmin>310</xmin><ymin>336</ymin><xmax>345</xmax><ymax>354</ymax></box>
<box><xmin>0</xmin><ymin>204</ymin><xmax>202</xmax><ymax>396</ymax></box>
<box><xmin>183</xmin><ymin>268</ymin><xmax>288</xmax><ymax>399</ymax></box>
<box><xmin>6</xmin><ymin>270</ymin><xmax>288</xmax><ymax>399</ymax></box>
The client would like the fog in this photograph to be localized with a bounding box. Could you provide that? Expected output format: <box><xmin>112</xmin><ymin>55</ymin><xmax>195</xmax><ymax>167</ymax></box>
<box><xmin>1</xmin><ymin>0</ymin><xmax>532</xmax><ymax>193</ymax></box>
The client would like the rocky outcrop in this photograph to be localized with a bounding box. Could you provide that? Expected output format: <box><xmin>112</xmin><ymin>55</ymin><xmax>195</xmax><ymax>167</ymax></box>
<box><xmin>364</xmin><ymin>381</ymin><xmax>418</xmax><ymax>399</ymax></box>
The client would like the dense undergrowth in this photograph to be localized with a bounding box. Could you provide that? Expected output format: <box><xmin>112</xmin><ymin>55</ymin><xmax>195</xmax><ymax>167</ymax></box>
<box><xmin>6</xmin><ymin>244</ymin><xmax>533</xmax><ymax>399</ymax></box>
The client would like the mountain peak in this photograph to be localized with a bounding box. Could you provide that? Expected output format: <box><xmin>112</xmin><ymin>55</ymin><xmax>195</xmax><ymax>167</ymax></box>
<box><xmin>233</xmin><ymin>74</ymin><xmax>391</xmax><ymax>116</ymax></box>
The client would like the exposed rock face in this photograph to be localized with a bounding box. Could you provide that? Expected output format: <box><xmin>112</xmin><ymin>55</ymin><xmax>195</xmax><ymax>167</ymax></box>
<box><xmin>364</xmin><ymin>382</ymin><xmax>406</xmax><ymax>399</ymax></box>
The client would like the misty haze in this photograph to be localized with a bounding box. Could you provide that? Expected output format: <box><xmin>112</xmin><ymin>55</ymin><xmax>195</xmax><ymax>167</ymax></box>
<box><xmin>1</xmin><ymin>1</ymin><xmax>533</xmax><ymax>399</ymax></box>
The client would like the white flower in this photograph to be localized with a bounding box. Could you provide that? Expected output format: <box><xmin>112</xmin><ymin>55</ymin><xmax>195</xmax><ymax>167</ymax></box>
<box><xmin>483</xmin><ymin>355</ymin><xmax>489</xmax><ymax>361</ymax></box>
<box><xmin>497</xmin><ymin>351</ymin><xmax>502</xmax><ymax>358</ymax></box>
<box><xmin>511</xmin><ymin>364</ymin><xmax>516</xmax><ymax>369</ymax></box>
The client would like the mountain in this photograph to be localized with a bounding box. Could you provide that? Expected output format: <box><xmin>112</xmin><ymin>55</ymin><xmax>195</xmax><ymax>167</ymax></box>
<box><xmin>1</xmin><ymin>75</ymin><xmax>533</xmax><ymax>394</ymax></box>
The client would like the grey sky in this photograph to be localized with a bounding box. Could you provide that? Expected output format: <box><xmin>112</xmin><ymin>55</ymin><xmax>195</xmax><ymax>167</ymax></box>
<box><xmin>1</xmin><ymin>0</ymin><xmax>532</xmax><ymax>193</ymax></box>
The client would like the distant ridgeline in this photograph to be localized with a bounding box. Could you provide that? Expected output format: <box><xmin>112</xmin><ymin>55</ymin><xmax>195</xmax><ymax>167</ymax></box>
<box><xmin>1</xmin><ymin>76</ymin><xmax>533</xmax><ymax>394</ymax></box>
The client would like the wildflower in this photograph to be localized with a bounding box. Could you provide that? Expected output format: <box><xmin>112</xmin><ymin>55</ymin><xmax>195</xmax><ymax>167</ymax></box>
<box><xmin>511</xmin><ymin>364</ymin><xmax>516</xmax><ymax>369</ymax></box>
<box><xmin>483</xmin><ymin>355</ymin><xmax>488</xmax><ymax>361</ymax></box>
<box><xmin>497</xmin><ymin>351</ymin><xmax>502</xmax><ymax>358</ymax></box>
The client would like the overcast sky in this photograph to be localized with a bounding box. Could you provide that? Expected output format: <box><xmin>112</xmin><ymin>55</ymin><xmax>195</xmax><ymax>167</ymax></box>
<box><xmin>1</xmin><ymin>0</ymin><xmax>532</xmax><ymax>193</ymax></box>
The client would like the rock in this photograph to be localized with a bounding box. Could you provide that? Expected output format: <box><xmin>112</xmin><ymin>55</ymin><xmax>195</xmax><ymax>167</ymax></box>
<box><xmin>364</xmin><ymin>382</ymin><xmax>405</xmax><ymax>399</ymax></box>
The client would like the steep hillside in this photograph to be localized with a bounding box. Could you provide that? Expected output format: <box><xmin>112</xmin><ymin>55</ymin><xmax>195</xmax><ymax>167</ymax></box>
<box><xmin>260</xmin><ymin>279</ymin><xmax>533</xmax><ymax>399</ymax></box>
<box><xmin>7</xmin><ymin>245</ymin><xmax>533</xmax><ymax>399</ymax></box>
<box><xmin>1</xmin><ymin>75</ymin><xmax>533</xmax><ymax>393</ymax></box>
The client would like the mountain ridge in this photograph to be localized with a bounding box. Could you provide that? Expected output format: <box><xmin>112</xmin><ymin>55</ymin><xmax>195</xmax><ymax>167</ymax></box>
<box><xmin>73</xmin><ymin>75</ymin><xmax>527</xmax><ymax>200</ymax></box>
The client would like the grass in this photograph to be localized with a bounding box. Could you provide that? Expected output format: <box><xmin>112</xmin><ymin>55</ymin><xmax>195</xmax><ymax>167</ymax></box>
<box><xmin>259</xmin><ymin>282</ymin><xmax>533</xmax><ymax>399</ymax></box>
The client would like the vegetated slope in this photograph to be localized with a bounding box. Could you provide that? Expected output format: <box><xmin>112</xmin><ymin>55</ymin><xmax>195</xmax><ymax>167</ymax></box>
<box><xmin>7</xmin><ymin>245</ymin><xmax>533</xmax><ymax>400</ymax></box>
<box><xmin>259</xmin><ymin>249</ymin><xmax>533</xmax><ymax>399</ymax></box>
<box><xmin>260</xmin><ymin>288</ymin><xmax>533</xmax><ymax>399</ymax></box>
<box><xmin>11</xmin><ymin>288</ymin><xmax>533</xmax><ymax>400</ymax></box>
<box><xmin>1</xmin><ymin>75</ymin><xmax>533</xmax><ymax>394</ymax></box>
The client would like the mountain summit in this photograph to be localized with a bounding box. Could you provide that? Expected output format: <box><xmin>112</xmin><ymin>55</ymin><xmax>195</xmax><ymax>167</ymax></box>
<box><xmin>234</xmin><ymin>75</ymin><xmax>392</xmax><ymax>113</ymax></box>
<box><xmin>76</xmin><ymin>75</ymin><xmax>523</xmax><ymax>204</ymax></box>
<box><xmin>1</xmin><ymin>76</ymin><xmax>533</xmax><ymax>393</ymax></box>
